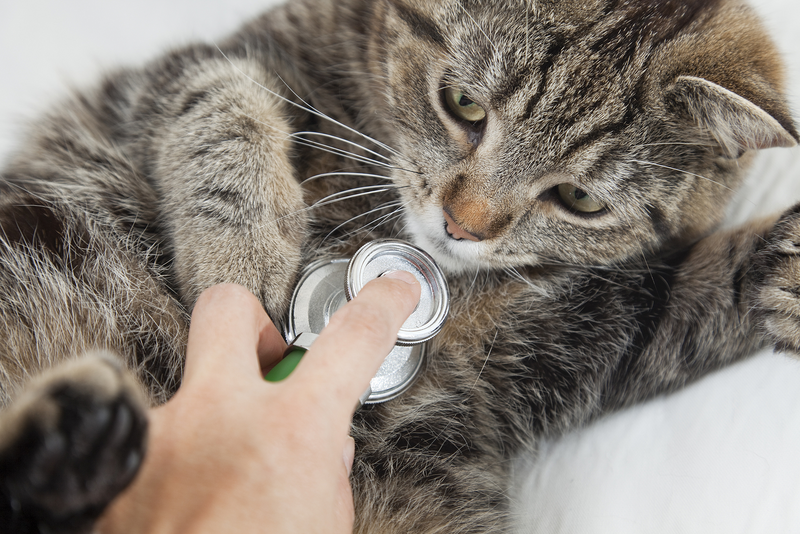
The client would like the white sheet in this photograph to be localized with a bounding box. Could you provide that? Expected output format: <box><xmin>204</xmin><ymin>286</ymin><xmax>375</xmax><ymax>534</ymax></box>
<box><xmin>1</xmin><ymin>1</ymin><xmax>799</xmax><ymax>532</ymax></box>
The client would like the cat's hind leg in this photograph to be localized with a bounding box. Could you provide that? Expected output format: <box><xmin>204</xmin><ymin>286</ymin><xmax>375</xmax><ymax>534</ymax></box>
<box><xmin>0</xmin><ymin>354</ymin><xmax>147</xmax><ymax>534</ymax></box>
<box><xmin>0</xmin><ymin>193</ymin><xmax>187</xmax><ymax>533</ymax></box>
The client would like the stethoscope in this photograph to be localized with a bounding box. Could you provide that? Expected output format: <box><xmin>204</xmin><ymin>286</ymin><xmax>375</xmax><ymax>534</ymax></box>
<box><xmin>265</xmin><ymin>240</ymin><xmax>449</xmax><ymax>406</ymax></box>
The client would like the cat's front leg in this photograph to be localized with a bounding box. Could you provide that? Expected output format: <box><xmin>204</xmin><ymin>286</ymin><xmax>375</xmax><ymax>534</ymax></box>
<box><xmin>749</xmin><ymin>205</ymin><xmax>800</xmax><ymax>352</ymax></box>
<box><xmin>148</xmin><ymin>55</ymin><xmax>308</xmax><ymax>319</ymax></box>
<box><xmin>600</xmin><ymin>211</ymin><xmax>796</xmax><ymax>411</ymax></box>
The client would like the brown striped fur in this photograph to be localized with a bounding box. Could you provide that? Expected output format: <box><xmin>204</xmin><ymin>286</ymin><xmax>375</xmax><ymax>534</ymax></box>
<box><xmin>0</xmin><ymin>0</ymin><xmax>798</xmax><ymax>532</ymax></box>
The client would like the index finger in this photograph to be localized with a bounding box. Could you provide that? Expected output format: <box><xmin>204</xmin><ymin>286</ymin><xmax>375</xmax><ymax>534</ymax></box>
<box><xmin>288</xmin><ymin>271</ymin><xmax>421</xmax><ymax>417</ymax></box>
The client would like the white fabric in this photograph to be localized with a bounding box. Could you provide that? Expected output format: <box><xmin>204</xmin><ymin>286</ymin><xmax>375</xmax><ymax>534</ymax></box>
<box><xmin>1</xmin><ymin>1</ymin><xmax>799</xmax><ymax>532</ymax></box>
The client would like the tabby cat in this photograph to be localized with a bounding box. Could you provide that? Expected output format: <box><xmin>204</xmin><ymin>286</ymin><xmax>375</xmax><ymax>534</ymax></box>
<box><xmin>0</xmin><ymin>0</ymin><xmax>798</xmax><ymax>532</ymax></box>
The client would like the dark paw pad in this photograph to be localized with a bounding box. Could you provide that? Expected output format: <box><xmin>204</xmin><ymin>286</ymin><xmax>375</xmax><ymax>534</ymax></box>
<box><xmin>0</xmin><ymin>356</ymin><xmax>148</xmax><ymax>534</ymax></box>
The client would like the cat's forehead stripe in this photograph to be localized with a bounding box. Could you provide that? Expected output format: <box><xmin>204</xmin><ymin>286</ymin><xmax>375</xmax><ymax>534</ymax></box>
<box><xmin>519</xmin><ymin>37</ymin><xmax>566</xmax><ymax>121</ymax></box>
<box><xmin>387</xmin><ymin>0</ymin><xmax>446</xmax><ymax>46</ymax></box>
<box><xmin>469</xmin><ymin>0</ymin><xmax>723</xmax><ymax>123</ymax></box>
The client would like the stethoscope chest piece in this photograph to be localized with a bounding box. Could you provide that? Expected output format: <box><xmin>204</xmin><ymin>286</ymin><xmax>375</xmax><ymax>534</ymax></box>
<box><xmin>282</xmin><ymin>240</ymin><xmax>449</xmax><ymax>404</ymax></box>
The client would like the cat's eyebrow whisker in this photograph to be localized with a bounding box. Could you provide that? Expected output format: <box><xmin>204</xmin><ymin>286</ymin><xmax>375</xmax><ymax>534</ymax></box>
<box><xmin>631</xmin><ymin>159</ymin><xmax>733</xmax><ymax>193</ymax></box>
<box><xmin>456</xmin><ymin>3</ymin><xmax>499</xmax><ymax>54</ymax></box>
<box><xmin>290</xmin><ymin>131</ymin><xmax>393</xmax><ymax>163</ymax></box>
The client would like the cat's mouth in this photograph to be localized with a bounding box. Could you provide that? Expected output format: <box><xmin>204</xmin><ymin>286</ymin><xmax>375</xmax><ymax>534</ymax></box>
<box><xmin>403</xmin><ymin>208</ymin><xmax>493</xmax><ymax>274</ymax></box>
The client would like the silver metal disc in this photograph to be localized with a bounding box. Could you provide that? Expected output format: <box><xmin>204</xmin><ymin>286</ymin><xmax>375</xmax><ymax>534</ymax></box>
<box><xmin>345</xmin><ymin>239</ymin><xmax>449</xmax><ymax>345</ymax></box>
<box><xmin>284</xmin><ymin>256</ymin><xmax>425</xmax><ymax>404</ymax></box>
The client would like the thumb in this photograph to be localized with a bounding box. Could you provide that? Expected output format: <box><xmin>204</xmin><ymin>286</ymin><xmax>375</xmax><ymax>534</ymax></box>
<box><xmin>184</xmin><ymin>284</ymin><xmax>287</xmax><ymax>384</ymax></box>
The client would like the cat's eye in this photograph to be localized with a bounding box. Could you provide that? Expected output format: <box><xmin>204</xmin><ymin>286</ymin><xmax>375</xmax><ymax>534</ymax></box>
<box><xmin>557</xmin><ymin>184</ymin><xmax>605</xmax><ymax>214</ymax></box>
<box><xmin>443</xmin><ymin>87</ymin><xmax>486</xmax><ymax>123</ymax></box>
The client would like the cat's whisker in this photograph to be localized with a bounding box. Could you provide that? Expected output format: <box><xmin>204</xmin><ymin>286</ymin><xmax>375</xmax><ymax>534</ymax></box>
<box><xmin>189</xmin><ymin>102</ymin><xmax>409</xmax><ymax>174</ymax></box>
<box><xmin>272</xmin><ymin>71</ymin><xmax>409</xmax><ymax>162</ymax></box>
<box><xmin>319</xmin><ymin>200</ymin><xmax>404</xmax><ymax>245</ymax></box>
<box><xmin>468</xmin><ymin>265</ymin><xmax>482</xmax><ymax>295</ymax></box>
<box><xmin>261</xmin><ymin>185</ymin><xmax>396</xmax><ymax>229</ymax></box>
<box><xmin>301</xmin><ymin>171</ymin><xmax>392</xmax><ymax>185</ymax></box>
<box><xmin>634</xmin><ymin>141</ymin><xmax>716</xmax><ymax>148</ymax></box>
<box><xmin>504</xmin><ymin>267</ymin><xmax>551</xmax><ymax>298</ymax></box>
<box><xmin>289</xmin><ymin>137</ymin><xmax>400</xmax><ymax>171</ymax></box>
<box><xmin>304</xmin><ymin>186</ymin><xmax>396</xmax><ymax>213</ymax></box>
<box><xmin>338</xmin><ymin>201</ymin><xmax>410</xmax><ymax>242</ymax></box>
<box><xmin>317</xmin><ymin>207</ymin><xmax>406</xmax><ymax>249</ymax></box>
<box><xmin>387</xmin><ymin>206</ymin><xmax>412</xmax><ymax>237</ymax></box>
<box><xmin>358</xmin><ymin>204</ymin><xmax>409</xmax><ymax>236</ymax></box>
<box><xmin>631</xmin><ymin>159</ymin><xmax>733</xmax><ymax>192</ymax></box>
<box><xmin>213</xmin><ymin>43</ymin><xmax>412</xmax><ymax>165</ymax></box>
<box><xmin>290</xmin><ymin>131</ymin><xmax>393</xmax><ymax>163</ymax></box>
<box><xmin>470</xmin><ymin>329</ymin><xmax>499</xmax><ymax>393</ymax></box>
<box><xmin>290</xmin><ymin>136</ymin><xmax>421</xmax><ymax>175</ymax></box>
<box><xmin>203</xmin><ymin>105</ymin><xmax>367</xmax><ymax>163</ymax></box>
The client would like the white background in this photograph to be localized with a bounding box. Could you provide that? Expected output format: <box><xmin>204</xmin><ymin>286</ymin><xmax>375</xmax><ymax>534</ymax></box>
<box><xmin>1</xmin><ymin>1</ymin><xmax>799</xmax><ymax>532</ymax></box>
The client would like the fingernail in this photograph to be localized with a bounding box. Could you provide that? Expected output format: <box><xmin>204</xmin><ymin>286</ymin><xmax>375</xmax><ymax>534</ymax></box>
<box><xmin>380</xmin><ymin>270</ymin><xmax>417</xmax><ymax>285</ymax></box>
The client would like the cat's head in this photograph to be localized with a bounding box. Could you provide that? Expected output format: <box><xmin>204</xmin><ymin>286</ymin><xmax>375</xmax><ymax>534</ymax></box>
<box><xmin>366</xmin><ymin>0</ymin><xmax>798</xmax><ymax>273</ymax></box>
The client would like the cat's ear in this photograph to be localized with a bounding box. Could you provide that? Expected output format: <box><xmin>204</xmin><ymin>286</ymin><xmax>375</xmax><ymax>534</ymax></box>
<box><xmin>668</xmin><ymin>75</ymin><xmax>798</xmax><ymax>156</ymax></box>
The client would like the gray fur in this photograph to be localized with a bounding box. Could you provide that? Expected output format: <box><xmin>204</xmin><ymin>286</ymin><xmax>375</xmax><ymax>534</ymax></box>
<box><xmin>0</xmin><ymin>0</ymin><xmax>798</xmax><ymax>532</ymax></box>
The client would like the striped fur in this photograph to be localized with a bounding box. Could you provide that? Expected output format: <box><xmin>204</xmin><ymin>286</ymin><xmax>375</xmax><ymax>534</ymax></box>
<box><xmin>0</xmin><ymin>0</ymin><xmax>798</xmax><ymax>532</ymax></box>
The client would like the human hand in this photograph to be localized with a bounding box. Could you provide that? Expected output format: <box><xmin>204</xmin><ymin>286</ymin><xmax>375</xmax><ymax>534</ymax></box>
<box><xmin>97</xmin><ymin>271</ymin><xmax>421</xmax><ymax>534</ymax></box>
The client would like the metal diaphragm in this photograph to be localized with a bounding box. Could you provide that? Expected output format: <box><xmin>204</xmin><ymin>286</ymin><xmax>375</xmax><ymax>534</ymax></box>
<box><xmin>345</xmin><ymin>239</ymin><xmax>449</xmax><ymax>345</ymax></box>
<box><xmin>284</xmin><ymin>240</ymin><xmax>449</xmax><ymax>404</ymax></box>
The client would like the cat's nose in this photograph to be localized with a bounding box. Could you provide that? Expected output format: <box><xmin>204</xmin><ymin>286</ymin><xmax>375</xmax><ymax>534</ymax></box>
<box><xmin>441</xmin><ymin>181</ymin><xmax>514</xmax><ymax>241</ymax></box>
<box><xmin>444</xmin><ymin>209</ymin><xmax>482</xmax><ymax>241</ymax></box>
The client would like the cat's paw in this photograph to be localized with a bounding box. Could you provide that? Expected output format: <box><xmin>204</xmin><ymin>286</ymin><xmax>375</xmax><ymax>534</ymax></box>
<box><xmin>0</xmin><ymin>354</ymin><xmax>148</xmax><ymax>534</ymax></box>
<box><xmin>751</xmin><ymin>205</ymin><xmax>800</xmax><ymax>353</ymax></box>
